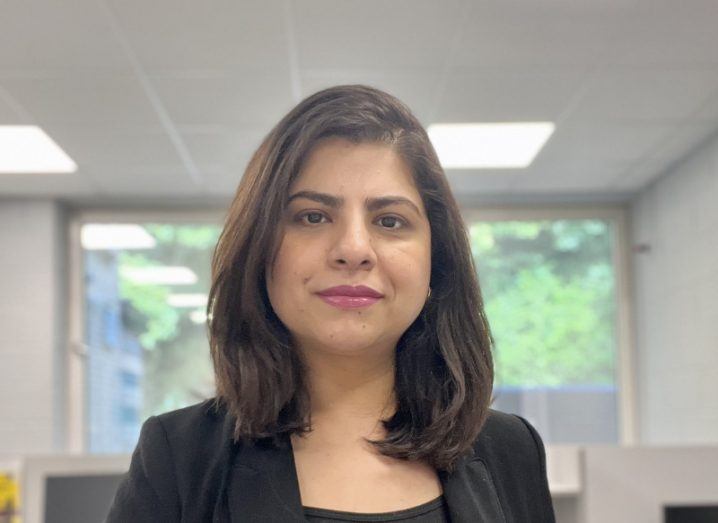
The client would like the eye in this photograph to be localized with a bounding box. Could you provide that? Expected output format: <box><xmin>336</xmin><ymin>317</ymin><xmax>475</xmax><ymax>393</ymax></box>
<box><xmin>377</xmin><ymin>215</ymin><xmax>406</xmax><ymax>230</ymax></box>
<box><xmin>296</xmin><ymin>211</ymin><xmax>328</xmax><ymax>225</ymax></box>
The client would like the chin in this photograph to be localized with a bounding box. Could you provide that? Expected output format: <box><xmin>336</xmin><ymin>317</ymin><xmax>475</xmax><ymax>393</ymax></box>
<box><xmin>311</xmin><ymin>329</ymin><xmax>394</xmax><ymax>355</ymax></box>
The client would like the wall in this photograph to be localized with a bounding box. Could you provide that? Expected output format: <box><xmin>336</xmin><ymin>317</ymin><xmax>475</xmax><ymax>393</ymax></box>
<box><xmin>631</xmin><ymin>132</ymin><xmax>718</xmax><ymax>444</ymax></box>
<box><xmin>0</xmin><ymin>200</ymin><xmax>66</xmax><ymax>453</ymax></box>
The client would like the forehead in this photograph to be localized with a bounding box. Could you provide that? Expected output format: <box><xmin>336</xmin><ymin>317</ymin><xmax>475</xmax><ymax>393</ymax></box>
<box><xmin>291</xmin><ymin>138</ymin><xmax>420</xmax><ymax>197</ymax></box>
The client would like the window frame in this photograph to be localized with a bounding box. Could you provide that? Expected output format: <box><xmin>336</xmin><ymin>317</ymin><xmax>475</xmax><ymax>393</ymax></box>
<box><xmin>66</xmin><ymin>204</ymin><xmax>637</xmax><ymax>451</ymax></box>
<box><xmin>460</xmin><ymin>204</ymin><xmax>637</xmax><ymax>445</ymax></box>
<box><xmin>67</xmin><ymin>208</ymin><xmax>225</xmax><ymax>452</ymax></box>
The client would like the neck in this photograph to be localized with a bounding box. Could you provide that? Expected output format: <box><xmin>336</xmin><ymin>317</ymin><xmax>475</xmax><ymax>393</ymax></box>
<box><xmin>299</xmin><ymin>345</ymin><xmax>397</xmax><ymax>427</ymax></box>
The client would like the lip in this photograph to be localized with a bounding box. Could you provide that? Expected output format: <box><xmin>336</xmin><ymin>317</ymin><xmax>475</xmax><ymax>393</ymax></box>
<box><xmin>317</xmin><ymin>285</ymin><xmax>384</xmax><ymax>298</ymax></box>
<box><xmin>317</xmin><ymin>295</ymin><xmax>382</xmax><ymax>310</ymax></box>
<box><xmin>316</xmin><ymin>285</ymin><xmax>384</xmax><ymax>310</ymax></box>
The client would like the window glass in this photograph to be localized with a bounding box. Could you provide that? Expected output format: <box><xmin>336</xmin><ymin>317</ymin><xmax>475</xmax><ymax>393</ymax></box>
<box><xmin>82</xmin><ymin>223</ymin><xmax>220</xmax><ymax>453</ymax></box>
<box><xmin>81</xmin><ymin>218</ymin><xmax>620</xmax><ymax>450</ymax></box>
<box><xmin>469</xmin><ymin>219</ymin><xmax>619</xmax><ymax>443</ymax></box>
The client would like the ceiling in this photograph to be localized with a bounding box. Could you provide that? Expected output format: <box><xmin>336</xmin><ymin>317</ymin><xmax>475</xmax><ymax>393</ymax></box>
<box><xmin>1</xmin><ymin>0</ymin><xmax>717</xmax><ymax>206</ymax></box>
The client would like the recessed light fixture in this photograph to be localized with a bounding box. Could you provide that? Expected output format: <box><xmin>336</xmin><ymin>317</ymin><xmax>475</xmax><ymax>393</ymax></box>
<box><xmin>81</xmin><ymin>224</ymin><xmax>157</xmax><ymax>250</ymax></box>
<box><xmin>427</xmin><ymin>122</ymin><xmax>555</xmax><ymax>169</ymax></box>
<box><xmin>167</xmin><ymin>293</ymin><xmax>208</xmax><ymax>308</ymax></box>
<box><xmin>121</xmin><ymin>266</ymin><xmax>198</xmax><ymax>286</ymax></box>
<box><xmin>0</xmin><ymin>125</ymin><xmax>77</xmax><ymax>173</ymax></box>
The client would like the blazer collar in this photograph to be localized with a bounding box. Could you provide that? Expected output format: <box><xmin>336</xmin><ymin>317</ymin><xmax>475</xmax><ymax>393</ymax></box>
<box><xmin>438</xmin><ymin>453</ymin><xmax>507</xmax><ymax>523</ymax></box>
<box><xmin>224</xmin><ymin>433</ymin><xmax>505</xmax><ymax>523</ymax></box>
<box><xmin>226</xmin><ymin>435</ymin><xmax>305</xmax><ymax>522</ymax></box>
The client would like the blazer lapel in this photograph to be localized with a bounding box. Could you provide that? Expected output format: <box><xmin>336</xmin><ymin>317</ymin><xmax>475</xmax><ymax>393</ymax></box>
<box><xmin>226</xmin><ymin>435</ymin><xmax>306</xmax><ymax>522</ymax></box>
<box><xmin>223</xmin><ymin>430</ymin><xmax>505</xmax><ymax>523</ymax></box>
<box><xmin>439</xmin><ymin>453</ymin><xmax>506</xmax><ymax>523</ymax></box>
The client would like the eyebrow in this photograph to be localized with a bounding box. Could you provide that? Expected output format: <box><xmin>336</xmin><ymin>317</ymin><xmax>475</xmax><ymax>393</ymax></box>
<box><xmin>287</xmin><ymin>190</ymin><xmax>424</xmax><ymax>217</ymax></box>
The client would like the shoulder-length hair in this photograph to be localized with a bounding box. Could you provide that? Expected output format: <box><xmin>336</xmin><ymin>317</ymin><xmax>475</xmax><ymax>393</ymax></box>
<box><xmin>207</xmin><ymin>84</ymin><xmax>494</xmax><ymax>472</ymax></box>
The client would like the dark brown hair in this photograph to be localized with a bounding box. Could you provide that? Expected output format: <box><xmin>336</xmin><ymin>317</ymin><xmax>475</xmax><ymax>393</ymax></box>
<box><xmin>207</xmin><ymin>84</ymin><xmax>494</xmax><ymax>472</ymax></box>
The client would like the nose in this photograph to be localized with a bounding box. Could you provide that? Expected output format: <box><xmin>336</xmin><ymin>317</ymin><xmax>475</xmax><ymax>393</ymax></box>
<box><xmin>329</xmin><ymin>214</ymin><xmax>377</xmax><ymax>271</ymax></box>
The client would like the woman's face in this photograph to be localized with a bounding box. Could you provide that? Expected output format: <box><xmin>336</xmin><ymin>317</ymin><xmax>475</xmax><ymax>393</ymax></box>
<box><xmin>266</xmin><ymin>137</ymin><xmax>431</xmax><ymax>360</ymax></box>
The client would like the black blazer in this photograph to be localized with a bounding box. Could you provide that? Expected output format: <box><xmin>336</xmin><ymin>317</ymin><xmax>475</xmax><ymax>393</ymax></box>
<box><xmin>106</xmin><ymin>399</ymin><xmax>555</xmax><ymax>522</ymax></box>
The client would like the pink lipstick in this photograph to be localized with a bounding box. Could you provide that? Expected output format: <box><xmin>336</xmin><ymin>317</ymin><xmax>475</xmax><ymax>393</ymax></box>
<box><xmin>316</xmin><ymin>285</ymin><xmax>383</xmax><ymax>309</ymax></box>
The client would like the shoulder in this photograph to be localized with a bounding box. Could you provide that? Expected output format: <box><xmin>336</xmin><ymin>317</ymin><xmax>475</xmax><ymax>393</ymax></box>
<box><xmin>471</xmin><ymin>409</ymin><xmax>555</xmax><ymax>521</ymax></box>
<box><xmin>473</xmin><ymin>408</ymin><xmax>547</xmax><ymax>473</ymax></box>
<box><xmin>475</xmin><ymin>408</ymin><xmax>545</xmax><ymax>455</ymax></box>
<box><xmin>135</xmin><ymin>397</ymin><xmax>232</xmax><ymax>467</ymax></box>
<box><xmin>107</xmin><ymin>399</ymin><xmax>232</xmax><ymax>522</ymax></box>
<box><xmin>150</xmin><ymin>397</ymin><xmax>233</xmax><ymax>470</ymax></box>
<box><xmin>153</xmin><ymin>397</ymin><xmax>227</xmax><ymax>436</ymax></box>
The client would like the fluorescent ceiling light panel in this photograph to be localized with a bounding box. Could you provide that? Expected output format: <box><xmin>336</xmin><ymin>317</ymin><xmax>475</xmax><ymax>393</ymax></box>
<box><xmin>427</xmin><ymin>122</ymin><xmax>555</xmax><ymax>168</ymax></box>
<box><xmin>0</xmin><ymin>125</ymin><xmax>77</xmax><ymax>173</ymax></box>
<box><xmin>122</xmin><ymin>266</ymin><xmax>198</xmax><ymax>285</ymax></box>
<box><xmin>81</xmin><ymin>224</ymin><xmax>157</xmax><ymax>250</ymax></box>
<box><xmin>167</xmin><ymin>293</ymin><xmax>208</xmax><ymax>308</ymax></box>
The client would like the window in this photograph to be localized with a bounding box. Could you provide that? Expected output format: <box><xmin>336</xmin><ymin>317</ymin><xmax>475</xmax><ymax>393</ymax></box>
<box><xmin>73</xmin><ymin>209</ymin><xmax>631</xmax><ymax>452</ymax></box>
<box><xmin>467</xmin><ymin>214</ymin><xmax>626</xmax><ymax>443</ymax></box>
<box><xmin>80</xmin><ymin>221</ymin><xmax>220</xmax><ymax>453</ymax></box>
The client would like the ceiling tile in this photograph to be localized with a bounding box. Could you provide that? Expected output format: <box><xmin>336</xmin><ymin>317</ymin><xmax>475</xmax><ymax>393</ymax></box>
<box><xmin>149</xmin><ymin>71</ymin><xmax>293</xmax><ymax>126</ymax></box>
<box><xmin>300</xmin><ymin>69</ymin><xmax>440</xmax><ymax>123</ymax></box>
<box><xmin>446</xmin><ymin>171</ymin><xmax>518</xmax><ymax>195</ymax></box>
<box><xmin>106</xmin><ymin>0</ymin><xmax>288</xmax><ymax>70</ymax></box>
<box><xmin>87</xmin><ymin>165</ymin><xmax>201</xmax><ymax>196</ymax></box>
<box><xmin>0</xmin><ymin>91</ymin><xmax>23</xmax><ymax>123</ymax></box>
<box><xmin>180</xmin><ymin>126</ymin><xmax>265</xmax><ymax>170</ymax></box>
<box><xmin>0</xmin><ymin>172</ymin><xmax>94</xmax><ymax>196</ymax></box>
<box><xmin>454</xmin><ymin>2</ymin><xmax>635</xmax><ymax>68</ymax></box>
<box><xmin>294</xmin><ymin>0</ymin><xmax>463</xmax><ymax>69</ymax></box>
<box><xmin>536</xmin><ymin>122</ymin><xmax>678</xmax><ymax>166</ymax></box>
<box><xmin>0</xmin><ymin>1</ymin><xmax>127</xmax><ymax>71</ymax></box>
<box><xmin>565</xmin><ymin>68</ymin><xmax>718</xmax><ymax>123</ymax></box>
<box><xmin>55</xmin><ymin>127</ymin><xmax>185</xmax><ymax>172</ymax></box>
<box><xmin>603</xmin><ymin>1</ymin><xmax>718</xmax><ymax>67</ymax></box>
<box><xmin>0</xmin><ymin>74</ymin><xmax>159</xmax><ymax>125</ymax></box>
<box><xmin>433</xmin><ymin>69</ymin><xmax>589</xmax><ymax>123</ymax></box>
<box><xmin>506</xmin><ymin>164</ymin><xmax>627</xmax><ymax>193</ymax></box>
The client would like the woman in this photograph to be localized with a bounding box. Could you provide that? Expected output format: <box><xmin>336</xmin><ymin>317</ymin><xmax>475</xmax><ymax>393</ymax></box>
<box><xmin>107</xmin><ymin>85</ymin><xmax>555</xmax><ymax>522</ymax></box>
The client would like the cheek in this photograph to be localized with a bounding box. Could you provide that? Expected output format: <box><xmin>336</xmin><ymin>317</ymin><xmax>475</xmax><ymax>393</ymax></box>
<box><xmin>267</xmin><ymin>238</ymin><xmax>319</xmax><ymax>300</ymax></box>
<box><xmin>386</xmin><ymin>243</ymin><xmax>431</xmax><ymax>291</ymax></box>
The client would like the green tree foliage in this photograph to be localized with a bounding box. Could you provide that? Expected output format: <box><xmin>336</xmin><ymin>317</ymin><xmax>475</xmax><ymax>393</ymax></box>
<box><xmin>118</xmin><ymin>252</ymin><xmax>179</xmax><ymax>350</ymax></box>
<box><xmin>117</xmin><ymin>224</ymin><xmax>220</xmax><ymax>417</ymax></box>
<box><xmin>116</xmin><ymin>219</ymin><xmax>616</xmax><ymax>417</ymax></box>
<box><xmin>470</xmin><ymin>220</ymin><xmax>616</xmax><ymax>387</ymax></box>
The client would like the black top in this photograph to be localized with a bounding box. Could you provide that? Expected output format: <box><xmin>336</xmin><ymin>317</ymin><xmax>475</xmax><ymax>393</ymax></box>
<box><xmin>106</xmin><ymin>399</ymin><xmax>555</xmax><ymax>522</ymax></box>
<box><xmin>303</xmin><ymin>495</ymin><xmax>450</xmax><ymax>522</ymax></box>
